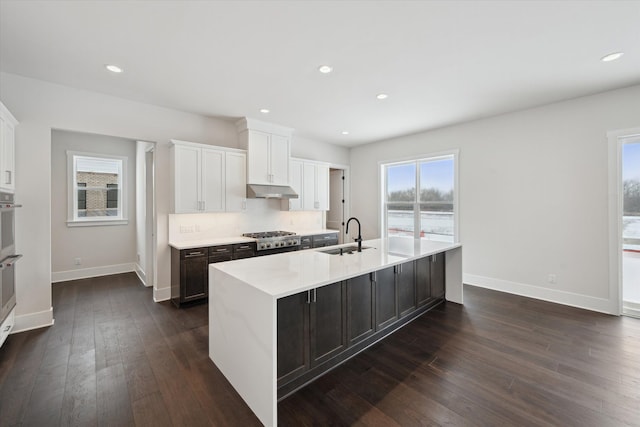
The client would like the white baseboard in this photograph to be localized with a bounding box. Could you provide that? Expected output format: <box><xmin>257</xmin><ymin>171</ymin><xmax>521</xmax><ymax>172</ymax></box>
<box><xmin>52</xmin><ymin>263</ymin><xmax>136</xmax><ymax>283</ymax></box>
<box><xmin>13</xmin><ymin>307</ymin><xmax>54</xmax><ymax>333</ymax></box>
<box><xmin>154</xmin><ymin>286</ymin><xmax>171</xmax><ymax>302</ymax></box>
<box><xmin>464</xmin><ymin>273</ymin><xmax>615</xmax><ymax>315</ymax></box>
<box><xmin>623</xmin><ymin>300</ymin><xmax>640</xmax><ymax>318</ymax></box>
<box><xmin>135</xmin><ymin>263</ymin><xmax>150</xmax><ymax>287</ymax></box>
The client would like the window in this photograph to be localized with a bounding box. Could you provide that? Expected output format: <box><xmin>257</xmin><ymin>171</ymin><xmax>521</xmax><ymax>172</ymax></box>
<box><xmin>67</xmin><ymin>152</ymin><xmax>127</xmax><ymax>226</ymax></box>
<box><xmin>382</xmin><ymin>152</ymin><xmax>457</xmax><ymax>242</ymax></box>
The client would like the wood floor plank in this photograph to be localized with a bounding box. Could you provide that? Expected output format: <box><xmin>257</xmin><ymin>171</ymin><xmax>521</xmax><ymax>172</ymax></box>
<box><xmin>3</xmin><ymin>274</ymin><xmax>640</xmax><ymax>426</ymax></box>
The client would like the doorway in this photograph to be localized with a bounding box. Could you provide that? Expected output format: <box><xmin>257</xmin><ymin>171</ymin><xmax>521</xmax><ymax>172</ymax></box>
<box><xmin>622</xmin><ymin>139</ymin><xmax>640</xmax><ymax>316</ymax></box>
<box><xmin>327</xmin><ymin>167</ymin><xmax>349</xmax><ymax>244</ymax></box>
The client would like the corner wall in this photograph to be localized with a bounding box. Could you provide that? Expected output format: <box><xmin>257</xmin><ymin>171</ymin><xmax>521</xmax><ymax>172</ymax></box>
<box><xmin>350</xmin><ymin>84</ymin><xmax>640</xmax><ymax>314</ymax></box>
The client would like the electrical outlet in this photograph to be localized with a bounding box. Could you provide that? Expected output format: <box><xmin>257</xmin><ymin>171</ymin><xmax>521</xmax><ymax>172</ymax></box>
<box><xmin>74</xmin><ymin>258</ymin><xmax>81</xmax><ymax>266</ymax></box>
<box><xmin>547</xmin><ymin>274</ymin><xmax>557</xmax><ymax>284</ymax></box>
<box><xmin>180</xmin><ymin>225</ymin><xmax>194</xmax><ymax>233</ymax></box>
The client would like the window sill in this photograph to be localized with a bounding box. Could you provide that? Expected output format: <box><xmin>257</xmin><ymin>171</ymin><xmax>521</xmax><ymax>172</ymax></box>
<box><xmin>67</xmin><ymin>218</ymin><xmax>128</xmax><ymax>227</ymax></box>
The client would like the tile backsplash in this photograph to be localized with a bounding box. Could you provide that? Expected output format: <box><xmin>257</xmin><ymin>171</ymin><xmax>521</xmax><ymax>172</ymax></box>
<box><xmin>168</xmin><ymin>199</ymin><xmax>323</xmax><ymax>243</ymax></box>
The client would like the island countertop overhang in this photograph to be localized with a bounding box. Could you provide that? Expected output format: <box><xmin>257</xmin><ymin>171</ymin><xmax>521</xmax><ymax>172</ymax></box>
<box><xmin>211</xmin><ymin>237</ymin><xmax>461</xmax><ymax>299</ymax></box>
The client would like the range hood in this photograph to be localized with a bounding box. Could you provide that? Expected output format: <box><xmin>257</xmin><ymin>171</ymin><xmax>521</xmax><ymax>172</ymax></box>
<box><xmin>246</xmin><ymin>184</ymin><xmax>298</xmax><ymax>199</ymax></box>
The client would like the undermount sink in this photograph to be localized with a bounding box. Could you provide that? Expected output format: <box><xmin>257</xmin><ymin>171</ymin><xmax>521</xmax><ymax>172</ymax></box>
<box><xmin>319</xmin><ymin>245</ymin><xmax>372</xmax><ymax>255</ymax></box>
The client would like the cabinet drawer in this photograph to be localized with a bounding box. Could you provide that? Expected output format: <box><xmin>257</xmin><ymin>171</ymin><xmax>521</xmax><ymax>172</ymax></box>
<box><xmin>209</xmin><ymin>245</ymin><xmax>233</xmax><ymax>256</ymax></box>
<box><xmin>180</xmin><ymin>247</ymin><xmax>208</xmax><ymax>259</ymax></box>
<box><xmin>233</xmin><ymin>243</ymin><xmax>256</xmax><ymax>259</ymax></box>
<box><xmin>209</xmin><ymin>253</ymin><xmax>233</xmax><ymax>263</ymax></box>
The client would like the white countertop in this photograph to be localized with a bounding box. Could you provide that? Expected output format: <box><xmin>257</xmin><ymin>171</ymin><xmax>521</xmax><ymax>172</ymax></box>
<box><xmin>168</xmin><ymin>229</ymin><xmax>339</xmax><ymax>249</ymax></box>
<box><xmin>169</xmin><ymin>236</ymin><xmax>256</xmax><ymax>249</ymax></box>
<box><xmin>212</xmin><ymin>237</ymin><xmax>461</xmax><ymax>298</ymax></box>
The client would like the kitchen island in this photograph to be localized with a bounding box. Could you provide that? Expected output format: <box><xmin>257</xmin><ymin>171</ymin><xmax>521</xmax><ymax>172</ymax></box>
<box><xmin>209</xmin><ymin>237</ymin><xmax>462</xmax><ymax>427</ymax></box>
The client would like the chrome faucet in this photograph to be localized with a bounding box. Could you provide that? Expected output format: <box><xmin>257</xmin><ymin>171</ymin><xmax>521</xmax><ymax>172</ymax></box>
<box><xmin>345</xmin><ymin>217</ymin><xmax>363</xmax><ymax>252</ymax></box>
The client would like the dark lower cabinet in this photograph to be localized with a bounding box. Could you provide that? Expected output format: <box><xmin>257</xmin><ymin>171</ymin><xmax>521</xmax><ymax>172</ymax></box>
<box><xmin>346</xmin><ymin>273</ymin><xmax>375</xmax><ymax>346</ymax></box>
<box><xmin>309</xmin><ymin>282</ymin><xmax>347</xmax><ymax>366</ymax></box>
<box><xmin>311</xmin><ymin>233</ymin><xmax>339</xmax><ymax>248</ymax></box>
<box><xmin>277</xmin><ymin>292</ymin><xmax>310</xmax><ymax>384</ymax></box>
<box><xmin>277</xmin><ymin>253</ymin><xmax>449</xmax><ymax>397</ymax></box>
<box><xmin>278</xmin><ymin>281</ymin><xmax>346</xmax><ymax>385</ymax></box>
<box><xmin>415</xmin><ymin>256</ymin><xmax>432</xmax><ymax>307</ymax></box>
<box><xmin>375</xmin><ymin>267</ymin><xmax>397</xmax><ymax>330</ymax></box>
<box><xmin>171</xmin><ymin>247</ymin><xmax>209</xmax><ymax>307</ymax></box>
<box><xmin>396</xmin><ymin>261</ymin><xmax>416</xmax><ymax>317</ymax></box>
<box><xmin>430</xmin><ymin>252</ymin><xmax>446</xmax><ymax>299</ymax></box>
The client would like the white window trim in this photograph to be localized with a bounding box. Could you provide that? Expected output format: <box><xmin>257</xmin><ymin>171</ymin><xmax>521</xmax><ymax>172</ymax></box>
<box><xmin>66</xmin><ymin>151</ymin><xmax>128</xmax><ymax>227</ymax></box>
<box><xmin>379</xmin><ymin>149</ymin><xmax>459</xmax><ymax>242</ymax></box>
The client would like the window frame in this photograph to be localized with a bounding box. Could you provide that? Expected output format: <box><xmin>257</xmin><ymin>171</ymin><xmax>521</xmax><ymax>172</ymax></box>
<box><xmin>380</xmin><ymin>150</ymin><xmax>459</xmax><ymax>242</ymax></box>
<box><xmin>66</xmin><ymin>151</ymin><xmax>128</xmax><ymax>227</ymax></box>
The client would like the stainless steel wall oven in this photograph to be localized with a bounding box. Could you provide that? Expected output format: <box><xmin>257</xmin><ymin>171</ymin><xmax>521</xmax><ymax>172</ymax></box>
<box><xmin>1</xmin><ymin>191</ymin><xmax>21</xmax><ymax>324</ymax></box>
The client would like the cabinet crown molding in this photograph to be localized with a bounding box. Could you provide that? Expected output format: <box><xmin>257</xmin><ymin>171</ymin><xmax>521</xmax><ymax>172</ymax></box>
<box><xmin>170</xmin><ymin>139</ymin><xmax>245</xmax><ymax>154</ymax></box>
<box><xmin>235</xmin><ymin>117</ymin><xmax>294</xmax><ymax>137</ymax></box>
<box><xmin>0</xmin><ymin>101</ymin><xmax>18</xmax><ymax>125</ymax></box>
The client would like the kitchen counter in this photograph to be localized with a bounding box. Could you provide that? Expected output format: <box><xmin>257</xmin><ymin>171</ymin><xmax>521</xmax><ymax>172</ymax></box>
<box><xmin>292</xmin><ymin>228</ymin><xmax>339</xmax><ymax>236</ymax></box>
<box><xmin>168</xmin><ymin>236</ymin><xmax>256</xmax><ymax>250</ymax></box>
<box><xmin>213</xmin><ymin>237</ymin><xmax>460</xmax><ymax>298</ymax></box>
<box><xmin>208</xmin><ymin>237</ymin><xmax>463</xmax><ymax>427</ymax></box>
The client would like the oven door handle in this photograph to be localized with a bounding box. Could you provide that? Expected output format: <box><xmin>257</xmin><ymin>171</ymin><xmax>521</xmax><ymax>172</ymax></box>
<box><xmin>0</xmin><ymin>254</ymin><xmax>23</xmax><ymax>269</ymax></box>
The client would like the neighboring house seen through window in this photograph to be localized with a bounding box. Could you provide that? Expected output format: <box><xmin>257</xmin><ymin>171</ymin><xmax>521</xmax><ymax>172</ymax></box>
<box><xmin>67</xmin><ymin>152</ymin><xmax>127</xmax><ymax>226</ymax></box>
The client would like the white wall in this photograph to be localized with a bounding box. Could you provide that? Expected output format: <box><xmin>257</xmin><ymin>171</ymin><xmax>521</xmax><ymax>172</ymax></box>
<box><xmin>350</xmin><ymin>84</ymin><xmax>640</xmax><ymax>314</ymax></box>
<box><xmin>0</xmin><ymin>71</ymin><xmax>349</xmax><ymax>331</ymax></box>
<box><xmin>50</xmin><ymin>130</ymin><xmax>137</xmax><ymax>281</ymax></box>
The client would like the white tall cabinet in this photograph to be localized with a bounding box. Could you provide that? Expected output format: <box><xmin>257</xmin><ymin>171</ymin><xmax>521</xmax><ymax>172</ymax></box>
<box><xmin>236</xmin><ymin>118</ymin><xmax>292</xmax><ymax>186</ymax></box>
<box><xmin>170</xmin><ymin>140</ymin><xmax>247</xmax><ymax>213</ymax></box>
<box><xmin>0</xmin><ymin>101</ymin><xmax>18</xmax><ymax>193</ymax></box>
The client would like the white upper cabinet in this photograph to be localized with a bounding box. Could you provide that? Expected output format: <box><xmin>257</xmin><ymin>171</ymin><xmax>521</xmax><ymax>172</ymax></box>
<box><xmin>0</xmin><ymin>101</ymin><xmax>18</xmax><ymax>193</ymax></box>
<box><xmin>283</xmin><ymin>158</ymin><xmax>330</xmax><ymax>211</ymax></box>
<box><xmin>170</xmin><ymin>140</ymin><xmax>246</xmax><ymax>213</ymax></box>
<box><xmin>237</xmin><ymin>118</ymin><xmax>292</xmax><ymax>186</ymax></box>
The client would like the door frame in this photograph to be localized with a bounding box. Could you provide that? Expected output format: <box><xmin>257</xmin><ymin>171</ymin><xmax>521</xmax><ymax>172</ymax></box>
<box><xmin>607</xmin><ymin>127</ymin><xmax>640</xmax><ymax>315</ymax></box>
<box><xmin>326</xmin><ymin>163</ymin><xmax>350</xmax><ymax>243</ymax></box>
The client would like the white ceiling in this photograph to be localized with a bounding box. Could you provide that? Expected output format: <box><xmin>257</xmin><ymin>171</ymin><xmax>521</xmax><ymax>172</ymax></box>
<box><xmin>1</xmin><ymin>1</ymin><xmax>639</xmax><ymax>147</ymax></box>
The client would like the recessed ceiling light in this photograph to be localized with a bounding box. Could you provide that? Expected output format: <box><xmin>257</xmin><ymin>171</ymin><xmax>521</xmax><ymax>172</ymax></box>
<box><xmin>341</xmin><ymin>131</ymin><xmax>349</xmax><ymax>135</ymax></box>
<box><xmin>318</xmin><ymin>65</ymin><xmax>333</xmax><ymax>74</ymax></box>
<box><xmin>105</xmin><ymin>64</ymin><xmax>123</xmax><ymax>73</ymax></box>
<box><xmin>601</xmin><ymin>52</ymin><xmax>624</xmax><ymax>62</ymax></box>
<box><xmin>376</xmin><ymin>93</ymin><xmax>388</xmax><ymax>100</ymax></box>
<box><xmin>260</xmin><ymin>108</ymin><xmax>270</xmax><ymax>114</ymax></box>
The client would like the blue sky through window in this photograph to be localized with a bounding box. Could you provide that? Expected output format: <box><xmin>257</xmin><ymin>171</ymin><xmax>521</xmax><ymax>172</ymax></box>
<box><xmin>623</xmin><ymin>142</ymin><xmax>640</xmax><ymax>181</ymax></box>
<box><xmin>387</xmin><ymin>157</ymin><xmax>453</xmax><ymax>193</ymax></box>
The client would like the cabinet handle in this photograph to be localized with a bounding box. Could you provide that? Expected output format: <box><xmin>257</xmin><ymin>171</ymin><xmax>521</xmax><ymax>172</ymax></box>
<box><xmin>214</xmin><ymin>248</ymin><xmax>229</xmax><ymax>252</ymax></box>
<box><xmin>313</xmin><ymin>288</ymin><xmax>317</xmax><ymax>303</ymax></box>
<box><xmin>242</xmin><ymin>200</ymin><xmax>247</xmax><ymax>210</ymax></box>
<box><xmin>5</xmin><ymin>171</ymin><xmax>11</xmax><ymax>185</ymax></box>
<box><xmin>3</xmin><ymin>325</ymin><xmax>10</xmax><ymax>332</ymax></box>
<box><xmin>237</xmin><ymin>245</ymin><xmax>250</xmax><ymax>250</ymax></box>
<box><xmin>370</xmin><ymin>272</ymin><xmax>377</xmax><ymax>283</ymax></box>
<box><xmin>306</xmin><ymin>290</ymin><xmax>311</xmax><ymax>304</ymax></box>
<box><xmin>432</xmin><ymin>255</ymin><xmax>436</xmax><ymax>263</ymax></box>
<box><xmin>185</xmin><ymin>252</ymin><xmax>204</xmax><ymax>257</ymax></box>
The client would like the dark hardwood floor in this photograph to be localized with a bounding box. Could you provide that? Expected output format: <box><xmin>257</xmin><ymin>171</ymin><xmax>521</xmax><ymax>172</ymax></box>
<box><xmin>1</xmin><ymin>273</ymin><xmax>640</xmax><ymax>426</ymax></box>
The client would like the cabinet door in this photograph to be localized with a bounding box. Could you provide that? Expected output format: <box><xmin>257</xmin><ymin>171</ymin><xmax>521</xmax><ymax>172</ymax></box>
<box><xmin>0</xmin><ymin>117</ymin><xmax>15</xmax><ymax>192</ymax></box>
<box><xmin>173</xmin><ymin>145</ymin><xmax>201</xmax><ymax>213</ymax></box>
<box><xmin>302</xmin><ymin>162</ymin><xmax>316</xmax><ymax>211</ymax></box>
<box><xmin>286</xmin><ymin>160</ymin><xmax>303</xmax><ymax>211</ymax></box>
<box><xmin>246</xmin><ymin>130</ymin><xmax>271</xmax><ymax>184</ymax></box>
<box><xmin>310</xmin><ymin>282</ymin><xmax>346</xmax><ymax>366</ymax></box>
<box><xmin>269</xmin><ymin>134</ymin><xmax>290</xmax><ymax>185</ymax></box>
<box><xmin>346</xmin><ymin>273</ymin><xmax>375</xmax><ymax>346</ymax></box>
<box><xmin>415</xmin><ymin>256</ymin><xmax>432</xmax><ymax>307</ymax></box>
<box><xmin>430</xmin><ymin>252</ymin><xmax>446</xmax><ymax>299</ymax></box>
<box><xmin>375</xmin><ymin>267</ymin><xmax>398</xmax><ymax>330</ymax></box>
<box><xmin>397</xmin><ymin>261</ymin><xmax>416</xmax><ymax>317</ymax></box>
<box><xmin>181</xmin><ymin>253</ymin><xmax>208</xmax><ymax>302</ymax></box>
<box><xmin>277</xmin><ymin>291</ymin><xmax>310</xmax><ymax>384</ymax></box>
<box><xmin>201</xmin><ymin>148</ymin><xmax>224</xmax><ymax>212</ymax></box>
<box><xmin>316</xmin><ymin>163</ymin><xmax>329</xmax><ymax>211</ymax></box>
<box><xmin>225</xmin><ymin>152</ymin><xmax>246</xmax><ymax>212</ymax></box>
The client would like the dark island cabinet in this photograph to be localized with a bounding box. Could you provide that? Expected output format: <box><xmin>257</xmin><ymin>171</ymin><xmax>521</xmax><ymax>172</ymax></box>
<box><xmin>277</xmin><ymin>281</ymin><xmax>346</xmax><ymax>384</ymax></box>
<box><xmin>277</xmin><ymin>291</ymin><xmax>310</xmax><ymax>384</ymax></box>
<box><xmin>172</xmin><ymin>242</ymin><xmax>257</xmax><ymax>307</ymax></box>
<box><xmin>396</xmin><ymin>261</ymin><xmax>416</xmax><ymax>317</ymax></box>
<box><xmin>309</xmin><ymin>282</ymin><xmax>347</xmax><ymax>366</ymax></box>
<box><xmin>375</xmin><ymin>267</ymin><xmax>398</xmax><ymax>330</ymax></box>
<box><xmin>346</xmin><ymin>273</ymin><xmax>376</xmax><ymax>345</ymax></box>
<box><xmin>430</xmin><ymin>252</ymin><xmax>446</xmax><ymax>299</ymax></box>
